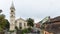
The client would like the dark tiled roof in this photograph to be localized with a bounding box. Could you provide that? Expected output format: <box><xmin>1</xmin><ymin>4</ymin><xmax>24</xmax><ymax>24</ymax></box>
<box><xmin>44</xmin><ymin>16</ymin><xmax>60</xmax><ymax>34</ymax></box>
<box><xmin>45</xmin><ymin>24</ymin><xmax>60</xmax><ymax>33</ymax></box>
<box><xmin>54</xmin><ymin>16</ymin><xmax>60</xmax><ymax>19</ymax></box>
<box><xmin>45</xmin><ymin>16</ymin><xmax>60</xmax><ymax>23</ymax></box>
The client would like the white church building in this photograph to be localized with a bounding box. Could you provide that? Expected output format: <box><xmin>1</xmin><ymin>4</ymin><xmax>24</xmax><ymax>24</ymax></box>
<box><xmin>10</xmin><ymin>2</ymin><xmax>28</xmax><ymax>31</ymax></box>
<box><xmin>15</xmin><ymin>18</ymin><xmax>28</xmax><ymax>30</ymax></box>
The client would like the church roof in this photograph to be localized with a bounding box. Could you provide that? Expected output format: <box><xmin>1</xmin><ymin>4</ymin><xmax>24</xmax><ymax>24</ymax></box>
<box><xmin>10</xmin><ymin>1</ymin><xmax>15</xmax><ymax>10</ymax></box>
<box><xmin>16</xmin><ymin>18</ymin><xmax>27</xmax><ymax>22</ymax></box>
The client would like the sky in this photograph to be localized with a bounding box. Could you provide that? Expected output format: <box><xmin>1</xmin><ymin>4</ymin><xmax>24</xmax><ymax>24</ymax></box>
<box><xmin>0</xmin><ymin>0</ymin><xmax>60</xmax><ymax>23</ymax></box>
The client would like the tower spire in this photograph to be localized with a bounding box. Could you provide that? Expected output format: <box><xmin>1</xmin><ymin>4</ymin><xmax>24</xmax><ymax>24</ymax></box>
<box><xmin>12</xmin><ymin>1</ymin><xmax>14</xmax><ymax>7</ymax></box>
<box><xmin>10</xmin><ymin>1</ymin><xmax>15</xmax><ymax>10</ymax></box>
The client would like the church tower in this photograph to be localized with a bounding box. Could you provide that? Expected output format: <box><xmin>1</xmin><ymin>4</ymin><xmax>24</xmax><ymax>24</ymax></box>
<box><xmin>10</xmin><ymin>2</ymin><xmax>15</xmax><ymax>31</ymax></box>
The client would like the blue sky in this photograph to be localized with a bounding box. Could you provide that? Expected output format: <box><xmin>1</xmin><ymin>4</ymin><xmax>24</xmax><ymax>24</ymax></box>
<box><xmin>0</xmin><ymin>0</ymin><xmax>60</xmax><ymax>23</ymax></box>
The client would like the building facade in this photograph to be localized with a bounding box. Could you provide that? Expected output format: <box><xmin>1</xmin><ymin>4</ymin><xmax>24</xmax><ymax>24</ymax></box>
<box><xmin>10</xmin><ymin>2</ymin><xmax>28</xmax><ymax>31</ymax></box>
<box><xmin>41</xmin><ymin>16</ymin><xmax>60</xmax><ymax>34</ymax></box>
<box><xmin>16</xmin><ymin>18</ymin><xmax>28</xmax><ymax>30</ymax></box>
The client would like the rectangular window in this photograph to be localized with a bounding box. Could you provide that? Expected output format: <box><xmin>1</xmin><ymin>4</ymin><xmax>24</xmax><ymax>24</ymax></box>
<box><xmin>24</xmin><ymin>23</ymin><xmax>26</xmax><ymax>27</ymax></box>
<box><xmin>19</xmin><ymin>23</ymin><xmax>22</xmax><ymax>29</ymax></box>
<box><xmin>19</xmin><ymin>23</ymin><xmax>22</xmax><ymax>27</ymax></box>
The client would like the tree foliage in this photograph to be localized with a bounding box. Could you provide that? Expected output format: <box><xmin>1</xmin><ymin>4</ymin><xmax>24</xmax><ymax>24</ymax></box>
<box><xmin>5</xmin><ymin>19</ymin><xmax>10</xmax><ymax>31</ymax></box>
<box><xmin>0</xmin><ymin>14</ymin><xmax>10</xmax><ymax>31</ymax></box>
<box><xmin>0</xmin><ymin>10</ymin><xmax>2</xmax><ymax>13</ymax></box>
<box><xmin>27</xmin><ymin>18</ymin><xmax>34</xmax><ymax>27</ymax></box>
<box><xmin>22</xmin><ymin>28</ymin><xmax>32</xmax><ymax>34</ymax></box>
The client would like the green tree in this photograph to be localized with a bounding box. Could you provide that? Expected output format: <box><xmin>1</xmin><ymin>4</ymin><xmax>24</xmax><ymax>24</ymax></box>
<box><xmin>0</xmin><ymin>10</ymin><xmax>2</xmax><ymax>13</ymax></box>
<box><xmin>0</xmin><ymin>14</ymin><xmax>10</xmax><ymax>31</ymax></box>
<box><xmin>5</xmin><ymin>19</ymin><xmax>10</xmax><ymax>31</ymax></box>
<box><xmin>22</xmin><ymin>28</ymin><xmax>30</xmax><ymax>34</ymax></box>
<box><xmin>0</xmin><ymin>14</ymin><xmax>6</xmax><ymax>31</ymax></box>
<box><xmin>27</xmin><ymin>18</ymin><xmax>34</xmax><ymax>27</ymax></box>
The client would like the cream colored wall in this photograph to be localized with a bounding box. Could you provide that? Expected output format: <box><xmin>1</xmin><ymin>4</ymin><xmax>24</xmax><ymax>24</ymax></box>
<box><xmin>10</xmin><ymin>17</ymin><xmax>15</xmax><ymax>30</ymax></box>
<box><xmin>16</xmin><ymin>18</ymin><xmax>28</xmax><ymax>30</ymax></box>
<box><xmin>10</xmin><ymin>10</ymin><xmax>15</xmax><ymax>31</ymax></box>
